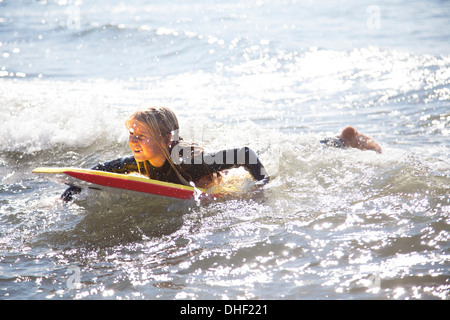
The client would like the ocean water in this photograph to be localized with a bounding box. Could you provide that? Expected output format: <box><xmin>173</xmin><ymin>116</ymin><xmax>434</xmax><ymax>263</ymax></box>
<box><xmin>0</xmin><ymin>0</ymin><xmax>449</xmax><ymax>300</ymax></box>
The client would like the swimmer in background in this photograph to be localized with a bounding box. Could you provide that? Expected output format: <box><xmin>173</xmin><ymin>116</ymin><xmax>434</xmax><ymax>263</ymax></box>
<box><xmin>320</xmin><ymin>126</ymin><xmax>382</xmax><ymax>153</ymax></box>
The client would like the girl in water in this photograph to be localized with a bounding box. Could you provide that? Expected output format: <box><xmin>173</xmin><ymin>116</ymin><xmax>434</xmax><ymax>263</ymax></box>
<box><xmin>62</xmin><ymin>106</ymin><xmax>382</xmax><ymax>201</ymax></box>
<box><xmin>62</xmin><ymin>106</ymin><xmax>269</xmax><ymax>201</ymax></box>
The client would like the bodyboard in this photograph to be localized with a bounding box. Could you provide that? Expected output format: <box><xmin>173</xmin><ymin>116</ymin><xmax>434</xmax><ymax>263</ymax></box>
<box><xmin>32</xmin><ymin>167</ymin><xmax>209</xmax><ymax>200</ymax></box>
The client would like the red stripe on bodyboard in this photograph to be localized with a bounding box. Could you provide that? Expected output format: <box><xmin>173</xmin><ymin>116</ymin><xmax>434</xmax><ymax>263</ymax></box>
<box><xmin>64</xmin><ymin>171</ymin><xmax>196</xmax><ymax>200</ymax></box>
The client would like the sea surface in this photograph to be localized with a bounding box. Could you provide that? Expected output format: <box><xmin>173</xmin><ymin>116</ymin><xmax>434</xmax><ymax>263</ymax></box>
<box><xmin>0</xmin><ymin>0</ymin><xmax>449</xmax><ymax>300</ymax></box>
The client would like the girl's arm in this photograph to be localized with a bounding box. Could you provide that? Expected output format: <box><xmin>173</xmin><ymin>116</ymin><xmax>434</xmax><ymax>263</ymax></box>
<box><xmin>91</xmin><ymin>156</ymin><xmax>138</xmax><ymax>173</ymax></box>
<box><xmin>61</xmin><ymin>156</ymin><xmax>138</xmax><ymax>201</ymax></box>
<box><xmin>195</xmin><ymin>147</ymin><xmax>270</xmax><ymax>184</ymax></box>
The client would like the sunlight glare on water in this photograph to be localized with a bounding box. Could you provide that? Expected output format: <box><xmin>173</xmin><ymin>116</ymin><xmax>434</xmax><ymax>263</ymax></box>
<box><xmin>0</xmin><ymin>0</ymin><xmax>449</xmax><ymax>301</ymax></box>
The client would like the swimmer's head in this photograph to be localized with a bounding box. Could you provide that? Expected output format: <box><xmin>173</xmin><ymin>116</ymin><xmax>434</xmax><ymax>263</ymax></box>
<box><xmin>339</xmin><ymin>126</ymin><xmax>358</xmax><ymax>141</ymax></box>
<box><xmin>339</xmin><ymin>126</ymin><xmax>382</xmax><ymax>153</ymax></box>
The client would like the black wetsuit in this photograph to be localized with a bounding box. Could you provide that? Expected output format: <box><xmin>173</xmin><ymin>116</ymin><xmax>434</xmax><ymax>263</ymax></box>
<box><xmin>320</xmin><ymin>137</ymin><xmax>345</xmax><ymax>148</ymax></box>
<box><xmin>61</xmin><ymin>147</ymin><xmax>269</xmax><ymax>201</ymax></box>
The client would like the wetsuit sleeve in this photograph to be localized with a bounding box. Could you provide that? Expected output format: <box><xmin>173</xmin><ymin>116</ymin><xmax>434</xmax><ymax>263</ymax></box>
<box><xmin>91</xmin><ymin>156</ymin><xmax>138</xmax><ymax>173</ymax></box>
<box><xmin>200</xmin><ymin>147</ymin><xmax>269</xmax><ymax>183</ymax></box>
<box><xmin>61</xmin><ymin>156</ymin><xmax>138</xmax><ymax>201</ymax></box>
<box><xmin>320</xmin><ymin>137</ymin><xmax>345</xmax><ymax>148</ymax></box>
<box><xmin>61</xmin><ymin>185</ymin><xmax>81</xmax><ymax>201</ymax></box>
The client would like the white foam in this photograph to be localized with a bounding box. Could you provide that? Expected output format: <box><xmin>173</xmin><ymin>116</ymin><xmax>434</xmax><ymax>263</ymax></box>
<box><xmin>0</xmin><ymin>79</ymin><xmax>132</xmax><ymax>153</ymax></box>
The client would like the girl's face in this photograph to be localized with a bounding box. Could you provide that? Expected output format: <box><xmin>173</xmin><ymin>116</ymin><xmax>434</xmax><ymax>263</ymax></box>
<box><xmin>125</xmin><ymin>119</ymin><xmax>167</xmax><ymax>167</ymax></box>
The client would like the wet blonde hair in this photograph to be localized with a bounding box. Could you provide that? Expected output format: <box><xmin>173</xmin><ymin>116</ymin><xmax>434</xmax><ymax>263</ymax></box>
<box><xmin>127</xmin><ymin>106</ymin><xmax>203</xmax><ymax>185</ymax></box>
